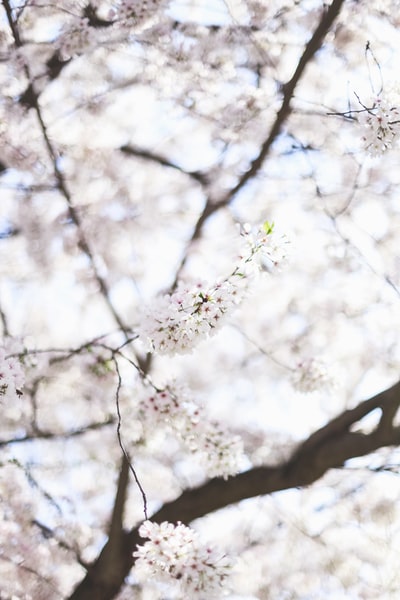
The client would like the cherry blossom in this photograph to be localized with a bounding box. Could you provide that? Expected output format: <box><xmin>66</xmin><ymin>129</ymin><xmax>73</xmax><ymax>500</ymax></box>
<box><xmin>1</xmin><ymin>0</ymin><xmax>400</xmax><ymax>598</ymax></box>
<box><xmin>114</xmin><ymin>0</ymin><xmax>168</xmax><ymax>23</ymax></box>
<box><xmin>131</xmin><ymin>385</ymin><xmax>245</xmax><ymax>479</ymax></box>
<box><xmin>239</xmin><ymin>221</ymin><xmax>292</xmax><ymax>272</ymax></box>
<box><xmin>359</xmin><ymin>96</ymin><xmax>400</xmax><ymax>156</ymax></box>
<box><xmin>134</xmin><ymin>520</ymin><xmax>232</xmax><ymax>598</ymax></box>
<box><xmin>138</xmin><ymin>222</ymin><xmax>288</xmax><ymax>355</ymax></box>
<box><xmin>0</xmin><ymin>345</ymin><xmax>24</xmax><ymax>401</ymax></box>
<box><xmin>58</xmin><ymin>18</ymin><xmax>96</xmax><ymax>59</ymax></box>
<box><xmin>138</xmin><ymin>278</ymin><xmax>245</xmax><ymax>355</ymax></box>
<box><xmin>291</xmin><ymin>357</ymin><xmax>337</xmax><ymax>394</ymax></box>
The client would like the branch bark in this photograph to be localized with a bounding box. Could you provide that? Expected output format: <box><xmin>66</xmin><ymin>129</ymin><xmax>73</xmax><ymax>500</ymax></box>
<box><xmin>69</xmin><ymin>379</ymin><xmax>400</xmax><ymax>600</ymax></box>
<box><xmin>120</xmin><ymin>144</ymin><xmax>209</xmax><ymax>186</ymax></box>
<box><xmin>70</xmin><ymin>456</ymin><xmax>132</xmax><ymax>600</ymax></box>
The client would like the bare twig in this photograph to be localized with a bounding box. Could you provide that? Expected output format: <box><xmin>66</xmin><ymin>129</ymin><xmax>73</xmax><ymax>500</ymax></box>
<box><xmin>113</xmin><ymin>357</ymin><xmax>148</xmax><ymax>520</ymax></box>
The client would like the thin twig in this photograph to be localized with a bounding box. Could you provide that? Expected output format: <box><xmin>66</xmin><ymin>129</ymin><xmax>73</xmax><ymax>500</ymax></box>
<box><xmin>113</xmin><ymin>356</ymin><xmax>148</xmax><ymax>520</ymax></box>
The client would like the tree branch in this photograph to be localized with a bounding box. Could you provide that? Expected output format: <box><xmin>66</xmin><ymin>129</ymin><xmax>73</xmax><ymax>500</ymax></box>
<box><xmin>172</xmin><ymin>0</ymin><xmax>345</xmax><ymax>284</ymax></box>
<box><xmin>70</xmin><ymin>456</ymin><xmax>134</xmax><ymax>600</ymax></box>
<box><xmin>120</xmin><ymin>144</ymin><xmax>209</xmax><ymax>186</ymax></box>
<box><xmin>0</xmin><ymin>417</ymin><xmax>115</xmax><ymax>447</ymax></box>
<box><xmin>69</xmin><ymin>377</ymin><xmax>400</xmax><ymax>600</ymax></box>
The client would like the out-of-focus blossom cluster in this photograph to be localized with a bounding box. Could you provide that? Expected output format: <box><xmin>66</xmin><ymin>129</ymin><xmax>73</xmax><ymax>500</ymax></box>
<box><xmin>133</xmin><ymin>520</ymin><xmax>232</xmax><ymax>599</ymax></box>
<box><xmin>291</xmin><ymin>357</ymin><xmax>337</xmax><ymax>394</ymax></box>
<box><xmin>0</xmin><ymin>345</ymin><xmax>24</xmax><ymax>401</ymax></box>
<box><xmin>359</xmin><ymin>95</ymin><xmax>400</xmax><ymax>156</ymax></box>
<box><xmin>139</xmin><ymin>222</ymin><xmax>290</xmax><ymax>355</ymax></box>
<box><xmin>135</xmin><ymin>386</ymin><xmax>244</xmax><ymax>479</ymax></box>
<box><xmin>58</xmin><ymin>18</ymin><xmax>96</xmax><ymax>59</ymax></box>
<box><xmin>110</xmin><ymin>0</ymin><xmax>168</xmax><ymax>23</ymax></box>
<box><xmin>54</xmin><ymin>0</ymin><xmax>168</xmax><ymax>57</ymax></box>
<box><xmin>0</xmin><ymin>461</ymin><xmax>82</xmax><ymax>596</ymax></box>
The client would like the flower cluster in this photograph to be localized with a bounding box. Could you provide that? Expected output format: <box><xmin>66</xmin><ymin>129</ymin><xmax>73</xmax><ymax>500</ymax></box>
<box><xmin>0</xmin><ymin>347</ymin><xmax>24</xmax><ymax>401</ymax></box>
<box><xmin>139</xmin><ymin>221</ymin><xmax>288</xmax><ymax>356</ymax></box>
<box><xmin>189</xmin><ymin>420</ymin><xmax>245</xmax><ymax>479</ymax></box>
<box><xmin>291</xmin><ymin>357</ymin><xmax>337</xmax><ymax>394</ymax></box>
<box><xmin>139</xmin><ymin>278</ymin><xmax>245</xmax><ymax>355</ymax></box>
<box><xmin>134</xmin><ymin>520</ymin><xmax>232</xmax><ymax>598</ymax></box>
<box><xmin>136</xmin><ymin>387</ymin><xmax>244</xmax><ymax>479</ymax></box>
<box><xmin>359</xmin><ymin>96</ymin><xmax>400</xmax><ymax>156</ymax></box>
<box><xmin>239</xmin><ymin>221</ymin><xmax>292</xmax><ymax>272</ymax></box>
<box><xmin>109</xmin><ymin>0</ymin><xmax>168</xmax><ymax>24</ymax></box>
<box><xmin>58</xmin><ymin>18</ymin><xmax>96</xmax><ymax>59</ymax></box>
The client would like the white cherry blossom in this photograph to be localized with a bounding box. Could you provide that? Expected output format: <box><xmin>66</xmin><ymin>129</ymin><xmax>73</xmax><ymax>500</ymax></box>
<box><xmin>359</xmin><ymin>96</ymin><xmax>400</xmax><ymax>156</ymax></box>
<box><xmin>134</xmin><ymin>520</ymin><xmax>232</xmax><ymax>598</ymax></box>
<box><xmin>292</xmin><ymin>357</ymin><xmax>337</xmax><ymax>394</ymax></box>
<box><xmin>0</xmin><ymin>346</ymin><xmax>24</xmax><ymax>401</ymax></box>
<box><xmin>133</xmin><ymin>385</ymin><xmax>245</xmax><ymax>479</ymax></box>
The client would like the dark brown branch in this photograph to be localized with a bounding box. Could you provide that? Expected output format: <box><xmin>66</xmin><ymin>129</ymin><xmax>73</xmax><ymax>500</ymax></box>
<box><xmin>70</xmin><ymin>456</ymin><xmax>134</xmax><ymax>600</ymax></box>
<box><xmin>113</xmin><ymin>357</ymin><xmax>148</xmax><ymax>519</ymax></box>
<box><xmin>0</xmin><ymin>552</ymin><xmax>62</xmax><ymax>597</ymax></box>
<box><xmin>88</xmin><ymin>456</ymin><xmax>132</xmax><ymax>595</ymax></box>
<box><xmin>120</xmin><ymin>144</ymin><xmax>209</xmax><ymax>186</ymax></box>
<box><xmin>83</xmin><ymin>2</ymin><xmax>114</xmax><ymax>28</ymax></box>
<box><xmin>108</xmin><ymin>455</ymin><xmax>130</xmax><ymax>541</ymax></box>
<box><xmin>0</xmin><ymin>299</ymin><xmax>10</xmax><ymax>336</ymax></box>
<box><xmin>293</xmin><ymin>380</ymin><xmax>400</xmax><ymax>457</ymax></box>
<box><xmin>69</xmin><ymin>378</ymin><xmax>400</xmax><ymax>600</ymax></box>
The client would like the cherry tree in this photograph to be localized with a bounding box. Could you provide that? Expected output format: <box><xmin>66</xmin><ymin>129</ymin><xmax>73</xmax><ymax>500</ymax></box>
<box><xmin>2</xmin><ymin>0</ymin><xmax>400</xmax><ymax>598</ymax></box>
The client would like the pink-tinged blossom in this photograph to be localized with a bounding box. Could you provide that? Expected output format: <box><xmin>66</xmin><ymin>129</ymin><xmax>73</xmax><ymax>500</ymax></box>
<box><xmin>135</xmin><ymin>387</ymin><xmax>245</xmax><ymax>479</ymax></box>
<box><xmin>237</xmin><ymin>221</ymin><xmax>292</xmax><ymax>275</ymax></box>
<box><xmin>138</xmin><ymin>279</ymin><xmax>246</xmax><ymax>355</ymax></box>
<box><xmin>58</xmin><ymin>18</ymin><xmax>96</xmax><ymax>59</ymax></box>
<box><xmin>114</xmin><ymin>0</ymin><xmax>168</xmax><ymax>22</ymax></box>
<box><xmin>188</xmin><ymin>420</ymin><xmax>245</xmax><ymax>479</ymax></box>
<box><xmin>133</xmin><ymin>520</ymin><xmax>232</xmax><ymax>598</ymax></box>
<box><xmin>292</xmin><ymin>357</ymin><xmax>337</xmax><ymax>394</ymax></box>
<box><xmin>359</xmin><ymin>96</ymin><xmax>400</xmax><ymax>156</ymax></box>
<box><xmin>139</xmin><ymin>222</ymin><xmax>289</xmax><ymax>355</ymax></box>
<box><xmin>0</xmin><ymin>347</ymin><xmax>24</xmax><ymax>401</ymax></box>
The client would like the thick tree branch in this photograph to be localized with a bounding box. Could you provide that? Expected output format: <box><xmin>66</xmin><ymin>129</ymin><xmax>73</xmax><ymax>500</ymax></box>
<box><xmin>90</xmin><ymin>456</ymin><xmax>132</xmax><ymax>594</ymax></box>
<box><xmin>69</xmin><ymin>378</ymin><xmax>400</xmax><ymax>600</ymax></box>
<box><xmin>70</xmin><ymin>456</ymin><xmax>134</xmax><ymax>600</ymax></box>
